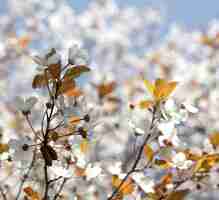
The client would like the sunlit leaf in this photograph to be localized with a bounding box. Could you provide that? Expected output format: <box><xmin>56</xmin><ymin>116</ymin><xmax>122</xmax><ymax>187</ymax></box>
<box><xmin>95</xmin><ymin>81</ymin><xmax>116</xmax><ymax>98</ymax></box>
<box><xmin>74</xmin><ymin>166</ymin><xmax>86</xmax><ymax>177</ymax></box>
<box><xmin>68</xmin><ymin>116</ymin><xmax>81</xmax><ymax>125</ymax></box>
<box><xmin>193</xmin><ymin>154</ymin><xmax>219</xmax><ymax>173</ymax></box>
<box><xmin>144</xmin><ymin>79</ymin><xmax>155</xmax><ymax>95</ymax></box>
<box><xmin>144</xmin><ymin>144</ymin><xmax>154</xmax><ymax>162</ymax></box>
<box><xmin>139</xmin><ymin>100</ymin><xmax>154</xmax><ymax>109</ymax></box>
<box><xmin>80</xmin><ymin>138</ymin><xmax>89</xmax><ymax>154</ymax></box>
<box><xmin>112</xmin><ymin>175</ymin><xmax>134</xmax><ymax>195</ymax></box>
<box><xmin>160</xmin><ymin>173</ymin><xmax>173</xmax><ymax>185</ymax></box>
<box><xmin>23</xmin><ymin>186</ymin><xmax>41</xmax><ymax>200</ymax></box>
<box><xmin>64</xmin><ymin>87</ymin><xmax>83</xmax><ymax>97</ymax></box>
<box><xmin>209</xmin><ymin>132</ymin><xmax>219</xmax><ymax>149</ymax></box>
<box><xmin>183</xmin><ymin>149</ymin><xmax>201</xmax><ymax>161</ymax></box>
<box><xmin>0</xmin><ymin>143</ymin><xmax>9</xmax><ymax>154</ymax></box>
<box><xmin>57</xmin><ymin>78</ymin><xmax>76</xmax><ymax>95</ymax></box>
<box><xmin>154</xmin><ymin>79</ymin><xmax>177</xmax><ymax>101</ymax></box>
<box><xmin>154</xmin><ymin>173</ymin><xmax>173</xmax><ymax>198</ymax></box>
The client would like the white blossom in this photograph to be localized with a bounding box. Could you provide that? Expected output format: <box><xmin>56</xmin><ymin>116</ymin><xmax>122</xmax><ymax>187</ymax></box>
<box><xmin>9</xmin><ymin>137</ymin><xmax>33</xmax><ymax>162</ymax></box>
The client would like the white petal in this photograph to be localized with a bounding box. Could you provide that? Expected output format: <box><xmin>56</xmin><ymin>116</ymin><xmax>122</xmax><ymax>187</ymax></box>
<box><xmin>182</xmin><ymin>102</ymin><xmax>199</xmax><ymax>113</ymax></box>
<box><xmin>158</xmin><ymin>121</ymin><xmax>175</xmax><ymax>136</ymax></box>
<box><xmin>25</xmin><ymin>96</ymin><xmax>38</xmax><ymax>110</ymax></box>
<box><xmin>14</xmin><ymin>96</ymin><xmax>25</xmax><ymax>111</ymax></box>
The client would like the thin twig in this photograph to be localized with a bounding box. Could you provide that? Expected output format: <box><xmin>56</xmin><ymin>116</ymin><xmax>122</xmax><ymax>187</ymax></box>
<box><xmin>53</xmin><ymin>178</ymin><xmax>68</xmax><ymax>200</ymax></box>
<box><xmin>107</xmin><ymin>107</ymin><xmax>157</xmax><ymax>200</ymax></box>
<box><xmin>15</xmin><ymin>149</ymin><xmax>36</xmax><ymax>200</ymax></box>
<box><xmin>25</xmin><ymin>115</ymin><xmax>42</xmax><ymax>141</ymax></box>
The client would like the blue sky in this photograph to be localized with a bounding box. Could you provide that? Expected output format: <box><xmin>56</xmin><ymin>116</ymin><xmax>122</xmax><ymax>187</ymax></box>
<box><xmin>70</xmin><ymin>0</ymin><xmax>219</xmax><ymax>29</ymax></box>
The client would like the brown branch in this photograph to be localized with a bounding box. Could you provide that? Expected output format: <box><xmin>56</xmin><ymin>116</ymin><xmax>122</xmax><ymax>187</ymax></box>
<box><xmin>53</xmin><ymin>178</ymin><xmax>68</xmax><ymax>200</ymax></box>
<box><xmin>107</xmin><ymin>107</ymin><xmax>157</xmax><ymax>200</ymax></box>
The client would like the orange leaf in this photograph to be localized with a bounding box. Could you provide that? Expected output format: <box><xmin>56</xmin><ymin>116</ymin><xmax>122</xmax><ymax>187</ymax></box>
<box><xmin>112</xmin><ymin>175</ymin><xmax>134</xmax><ymax>195</ymax></box>
<box><xmin>139</xmin><ymin>100</ymin><xmax>154</xmax><ymax>109</ymax></box>
<box><xmin>18</xmin><ymin>35</ymin><xmax>31</xmax><ymax>49</ymax></box>
<box><xmin>68</xmin><ymin>116</ymin><xmax>81</xmax><ymax>125</ymax></box>
<box><xmin>74</xmin><ymin>166</ymin><xmax>86</xmax><ymax>177</ymax></box>
<box><xmin>58</xmin><ymin>78</ymin><xmax>76</xmax><ymax>95</ymax></box>
<box><xmin>209</xmin><ymin>132</ymin><xmax>219</xmax><ymax>149</ymax></box>
<box><xmin>80</xmin><ymin>139</ymin><xmax>89</xmax><ymax>154</ymax></box>
<box><xmin>154</xmin><ymin>79</ymin><xmax>177</xmax><ymax>101</ymax></box>
<box><xmin>95</xmin><ymin>82</ymin><xmax>116</xmax><ymax>98</ymax></box>
<box><xmin>160</xmin><ymin>173</ymin><xmax>173</xmax><ymax>185</ymax></box>
<box><xmin>23</xmin><ymin>187</ymin><xmax>41</xmax><ymax>200</ymax></box>
<box><xmin>65</xmin><ymin>87</ymin><xmax>83</xmax><ymax>97</ymax></box>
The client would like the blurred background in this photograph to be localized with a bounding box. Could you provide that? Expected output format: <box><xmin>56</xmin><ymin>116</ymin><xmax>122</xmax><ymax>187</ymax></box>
<box><xmin>1</xmin><ymin>1</ymin><xmax>219</xmax><ymax>199</ymax></box>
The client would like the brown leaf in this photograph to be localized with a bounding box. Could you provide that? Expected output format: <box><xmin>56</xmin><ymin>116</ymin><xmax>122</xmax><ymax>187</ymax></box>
<box><xmin>48</xmin><ymin>63</ymin><xmax>61</xmax><ymax>80</ymax></box>
<box><xmin>95</xmin><ymin>81</ymin><xmax>116</xmax><ymax>98</ymax></box>
<box><xmin>58</xmin><ymin>78</ymin><xmax>76</xmax><ymax>95</ymax></box>
<box><xmin>32</xmin><ymin>74</ymin><xmax>47</xmax><ymax>89</ymax></box>
<box><xmin>166</xmin><ymin>190</ymin><xmax>189</xmax><ymax>200</ymax></box>
<box><xmin>0</xmin><ymin>143</ymin><xmax>9</xmax><ymax>154</ymax></box>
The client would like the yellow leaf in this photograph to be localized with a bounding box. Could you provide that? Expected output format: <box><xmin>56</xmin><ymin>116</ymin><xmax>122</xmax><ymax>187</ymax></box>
<box><xmin>193</xmin><ymin>154</ymin><xmax>219</xmax><ymax>173</ymax></box>
<box><xmin>144</xmin><ymin>144</ymin><xmax>154</xmax><ymax>162</ymax></box>
<box><xmin>0</xmin><ymin>143</ymin><xmax>9</xmax><ymax>154</ymax></box>
<box><xmin>139</xmin><ymin>100</ymin><xmax>154</xmax><ymax>109</ymax></box>
<box><xmin>144</xmin><ymin>79</ymin><xmax>155</xmax><ymax>95</ymax></box>
<box><xmin>23</xmin><ymin>187</ymin><xmax>41</xmax><ymax>200</ymax></box>
<box><xmin>209</xmin><ymin>132</ymin><xmax>219</xmax><ymax>148</ymax></box>
<box><xmin>154</xmin><ymin>80</ymin><xmax>177</xmax><ymax>101</ymax></box>
<box><xmin>80</xmin><ymin>139</ymin><xmax>89</xmax><ymax>154</ymax></box>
